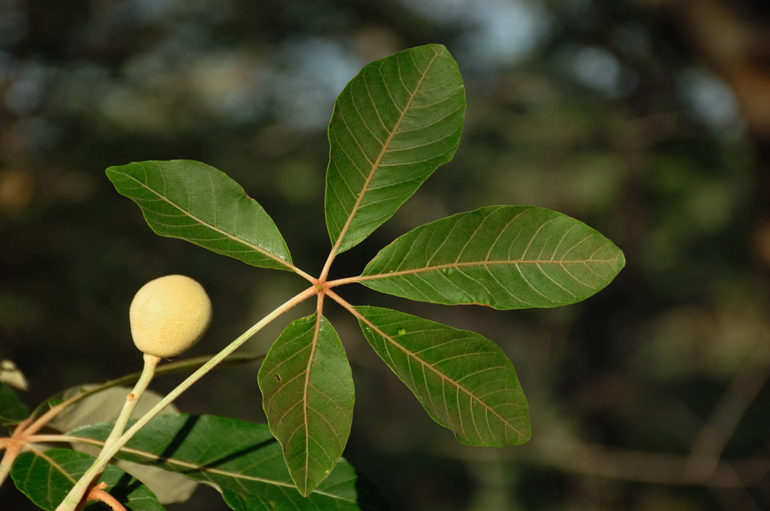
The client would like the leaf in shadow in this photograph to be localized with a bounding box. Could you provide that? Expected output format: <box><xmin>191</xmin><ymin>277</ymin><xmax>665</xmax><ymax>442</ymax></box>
<box><xmin>70</xmin><ymin>414</ymin><xmax>387</xmax><ymax>510</ymax></box>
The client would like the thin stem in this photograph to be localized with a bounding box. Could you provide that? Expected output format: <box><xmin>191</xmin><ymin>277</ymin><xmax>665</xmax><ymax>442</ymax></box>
<box><xmin>48</xmin><ymin>356</ymin><xmax>160</xmax><ymax>510</ymax></box>
<box><xmin>0</xmin><ymin>440</ymin><xmax>21</xmax><ymax>487</ymax></box>
<box><xmin>102</xmin><ymin>354</ymin><xmax>160</xmax><ymax>451</ymax></box>
<box><xmin>56</xmin><ymin>286</ymin><xmax>316</xmax><ymax>511</ymax></box>
<box><xmin>285</xmin><ymin>263</ymin><xmax>316</xmax><ymax>284</ymax></box>
<box><xmin>325</xmin><ymin>275</ymin><xmax>367</xmax><ymax>288</ymax></box>
<box><xmin>319</xmin><ymin>248</ymin><xmax>339</xmax><ymax>285</ymax></box>
<box><xmin>87</xmin><ymin>483</ymin><xmax>127</xmax><ymax>511</ymax></box>
<box><xmin>325</xmin><ymin>288</ymin><xmax>359</xmax><ymax>317</ymax></box>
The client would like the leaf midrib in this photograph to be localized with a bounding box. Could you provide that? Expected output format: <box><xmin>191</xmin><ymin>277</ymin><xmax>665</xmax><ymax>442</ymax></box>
<box><xmin>300</xmin><ymin>313</ymin><xmax>324</xmax><ymax>493</ymax></box>
<box><xmin>115</xmin><ymin>170</ymin><xmax>292</xmax><ymax>271</ymax></box>
<box><xmin>29</xmin><ymin>448</ymin><xmax>77</xmax><ymax>483</ymax></box>
<box><xmin>361</xmin><ymin>256</ymin><xmax>622</xmax><ymax>281</ymax></box>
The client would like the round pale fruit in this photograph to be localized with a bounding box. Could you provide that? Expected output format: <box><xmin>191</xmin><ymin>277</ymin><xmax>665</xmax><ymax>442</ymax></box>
<box><xmin>129</xmin><ymin>274</ymin><xmax>212</xmax><ymax>358</ymax></box>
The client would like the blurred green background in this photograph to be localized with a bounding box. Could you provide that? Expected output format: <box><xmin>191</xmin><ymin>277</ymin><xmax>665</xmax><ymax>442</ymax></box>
<box><xmin>2</xmin><ymin>1</ymin><xmax>769</xmax><ymax>509</ymax></box>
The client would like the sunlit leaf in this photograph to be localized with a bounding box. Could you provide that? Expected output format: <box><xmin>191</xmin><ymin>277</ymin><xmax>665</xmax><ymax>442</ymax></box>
<box><xmin>258</xmin><ymin>314</ymin><xmax>355</xmax><ymax>496</ymax></box>
<box><xmin>0</xmin><ymin>383</ymin><xmax>28</xmax><ymax>424</ymax></box>
<box><xmin>360</xmin><ymin>205</ymin><xmax>625</xmax><ymax>309</ymax></box>
<box><xmin>70</xmin><ymin>414</ymin><xmax>386</xmax><ymax>510</ymax></box>
<box><xmin>107</xmin><ymin>160</ymin><xmax>293</xmax><ymax>270</ymax></box>
<box><xmin>356</xmin><ymin>306</ymin><xmax>530</xmax><ymax>446</ymax></box>
<box><xmin>325</xmin><ymin>43</ymin><xmax>465</xmax><ymax>254</ymax></box>
<box><xmin>10</xmin><ymin>448</ymin><xmax>164</xmax><ymax>511</ymax></box>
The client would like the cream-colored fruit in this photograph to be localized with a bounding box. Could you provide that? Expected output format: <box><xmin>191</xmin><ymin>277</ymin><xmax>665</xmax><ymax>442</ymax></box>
<box><xmin>129</xmin><ymin>274</ymin><xmax>212</xmax><ymax>358</ymax></box>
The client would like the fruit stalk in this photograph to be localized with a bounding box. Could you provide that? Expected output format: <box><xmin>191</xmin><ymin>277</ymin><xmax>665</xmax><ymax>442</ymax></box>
<box><xmin>55</xmin><ymin>353</ymin><xmax>159</xmax><ymax>511</ymax></box>
<box><xmin>103</xmin><ymin>353</ymin><xmax>160</xmax><ymax>450</ymax></box>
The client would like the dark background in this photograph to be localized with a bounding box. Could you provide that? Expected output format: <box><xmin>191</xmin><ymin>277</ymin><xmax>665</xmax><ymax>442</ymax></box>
<box><xmin>2</xmin><ymin>1</ymin><xmax>770</xmax><ymax>509</ymax></box>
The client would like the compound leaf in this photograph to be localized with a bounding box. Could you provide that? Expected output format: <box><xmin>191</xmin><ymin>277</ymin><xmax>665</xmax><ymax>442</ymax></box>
<box><xmin>258</xmin><ymin>314</ymin><xmax>355</xmax><ymax>496</ymax></box>
<box><xmin>360</xmin><ymin>205</ymin><xmax>625</xmax><ymax>309</ymax></box>
<box><xmin>70</xmin><ymin>414</ymin><xmax>385</xmax><ymax>510</ymax></box>
<box><xmin>325</xmin><ymin>43</ymin><xmax>465</xmax><ymax>254</ymax></box>
<box><xmin>107</xmin><ymin>160</ymin><xmax>293</xmax><ymax>270</ymax></box>
<box><xmin>356</xmin><ymin>306</ymin><xmax>530</xmax><ymax>446</ymax></box>
<box><xmin>10</xmin><ymin>448</ymin><xmax>164</xmax><ymax>511</ymax></box>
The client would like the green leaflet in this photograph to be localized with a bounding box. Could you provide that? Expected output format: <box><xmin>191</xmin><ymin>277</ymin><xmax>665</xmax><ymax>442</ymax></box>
<box><xmin>360</xmin><ymin>205</ymin><xmax>625</xmax><ymax>309</ymax></box>
<box><xmin>258</xmin><ymin>314</ymin><xmax>355</xmax><ymax>496</ymax></box>
<box><xmin>356</xmin><ymin>306</ymin><xmax>530</xmax><ymax>446</ymax></box>
<box><xmin>107</xmin><ymin>159</ymin><xmax>293</xmax><ymax>270</ymax></box>
<box><xmin>324</xmin><ymin>43</ymin><xmax>465</xmax><ymax>254</ymax></box>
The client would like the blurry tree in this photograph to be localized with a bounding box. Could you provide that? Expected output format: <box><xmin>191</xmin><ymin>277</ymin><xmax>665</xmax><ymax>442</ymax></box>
<box><xmin>639</xmin><ymin>0</ymin><xmax>770</xmax><ymax>274</ymax></box>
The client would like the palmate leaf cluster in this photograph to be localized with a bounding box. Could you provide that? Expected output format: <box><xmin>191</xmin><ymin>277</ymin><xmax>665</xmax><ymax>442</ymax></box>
<box><xmin>4</xmin><ymin>44</ymin><xmax>624</xmax><ymax>510</ymax></box>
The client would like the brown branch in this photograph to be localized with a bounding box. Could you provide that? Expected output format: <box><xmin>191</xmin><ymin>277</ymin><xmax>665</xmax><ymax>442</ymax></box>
<box><xmin>509</xmin><ymin>368</ymin><xmax>770</xmax><ymax>489</ymax></box>
<box><xmin>527</xmin><ymin>441</ymin><xmax>767</xmax><ymax>488</ymax></box>
<box><xmin>454</xmin><ymin>438</ymin><xmax>769</xmax><ymax>489</ymax></box>
<box><xmin>686</xmin><ymin>363</ymin><xmax>770</xmax><ymax>480</ymax></box>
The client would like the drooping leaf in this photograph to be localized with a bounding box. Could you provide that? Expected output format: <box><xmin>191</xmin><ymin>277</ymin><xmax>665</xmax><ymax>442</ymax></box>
<box><xmin>325</xmin><ymin>43</ymin><xmax>465</xmax><ymax>254</ymax></box>
<box><xmin>0</xmin><ymin>382</ymin><xmax>29</xmax><ymax>424</ymax></box>
<box><xmin>360</xmin><ymin>205</ymin><xmax>625</xmax><ymax>309</ymax></box>
<box><xmin>70</xmin><ymin>414</ymin><xmax>387</xmax><ymax>510</ymax></box>
<box><xmin>107</xmin><ymin>160</ymin><xmax>293</xmax><ymax>270</ymax></box>
<box><xmin>356</xmin><ymin>306</ymin><xmax>530</xmax><ymax>446</ymax></box>
<box><xmin>258</xmin><ymin>314</ymin><xmax>355</xmax><ymax>496</ymax></box>
<box><xmin>10</xmin><ymin>448</ymin><xmax>164</xmax><ymax>511</ymax></box>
